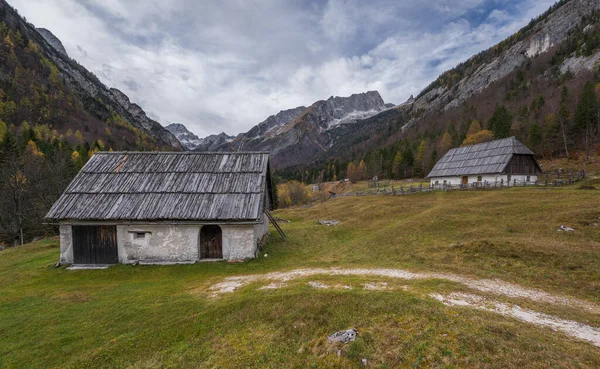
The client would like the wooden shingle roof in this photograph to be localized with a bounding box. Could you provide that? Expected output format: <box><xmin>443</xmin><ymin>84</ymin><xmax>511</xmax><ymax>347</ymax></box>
<box><xmin>46</xmin><ymin>152</ymin><xmax>272</xmax><ymax>221</ymax></box>
<box><xmin>427</xmin><ymin>137</ymin><xmax>537</xmax><ymax>178</ymax></box>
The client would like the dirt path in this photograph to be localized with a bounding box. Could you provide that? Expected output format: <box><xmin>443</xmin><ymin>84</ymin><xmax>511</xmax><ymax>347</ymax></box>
<box><xmin>209</xmin><ymin>267</ymin><xmax>600</xmax><ymax>313</ymax></box>
<box><xmin>207</xmin><ymin>267</ymin><xmax>600</xmax><ymax>347</ymax></box>
<box><xmin>432</xmin><ymin>292</ymin><xmax>600</xmax><ymax>347</ymax></box>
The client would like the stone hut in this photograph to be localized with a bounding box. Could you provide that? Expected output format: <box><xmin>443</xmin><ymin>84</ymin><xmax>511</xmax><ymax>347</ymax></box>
<box><xmin>45</xmin><ymin>151</ymin><xmax>274</xmax><ymax>265</ymax></box>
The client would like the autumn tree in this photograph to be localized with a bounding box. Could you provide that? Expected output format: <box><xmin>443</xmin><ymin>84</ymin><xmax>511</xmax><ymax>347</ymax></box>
<box><xmin>462</xmin><ymin>130</ymin><xmax>494</xmax><ymax>146</ymax></box>
<box><xmin>439</xmin><ymin>132</ymin><xmax>453</xmax><ymax>156</ymax></box>
<box><xmin>466</xmin><ymin>120</ymin><xmax>482</xmax><ymax>136</ymax></box>
<box><xmin>357</xmin><ymin>160</ymin><xmax>367</xmax><ymax>181</ymax></box>
<box><xmin>415</xmin><ymin>139</ymin><xmax>427</xmax><ymax>177</ymax></box>
<box><xmin>462</xmin><ymin>120</ymin><xmax>494</xmax><ymax>146</ymax></box>
<box><xmin>346</xmin><ymin>161</ymin><xmax>357</xmax><ymax>182</ymax></box>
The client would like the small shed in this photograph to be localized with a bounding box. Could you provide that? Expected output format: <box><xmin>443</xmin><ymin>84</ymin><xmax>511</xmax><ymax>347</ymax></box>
<box><xmin>427</xmin><ymin>137</ymin><xmax>541</xmax><ymax>186</ymax></box>
<box><xmin>45</xmin><ymin>152</ymin><xmax>274</xmax><ymax>265</ymax></box>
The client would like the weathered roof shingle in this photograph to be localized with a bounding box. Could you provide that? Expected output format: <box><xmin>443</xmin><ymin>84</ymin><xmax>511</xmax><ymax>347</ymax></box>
<box><xmin>46</xmin><ymin>152</ymin><xmax>271</xmax><ymax>221</ymax></box>
<box><xmin>427</xmin><ymin>137</ymin><xmax>537</xmax><ymax>178</ymax></box>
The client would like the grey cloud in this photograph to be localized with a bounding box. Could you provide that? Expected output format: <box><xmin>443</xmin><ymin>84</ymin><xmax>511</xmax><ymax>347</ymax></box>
<box><xmin>10</xmin><ymin>0</ymin><xmax>555</xmax><ymax>137</ymax></box>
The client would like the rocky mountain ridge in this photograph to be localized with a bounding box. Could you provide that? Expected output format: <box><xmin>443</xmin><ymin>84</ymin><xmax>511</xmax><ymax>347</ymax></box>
<box><xmin>165</xmin><ymin>123</ymin><xmax>234</xmax><ymax>151</ymax></box>
<box><xmin>0</xmin><ymin>1</ymin><xmax>181</xmax><ymax>149</ymax></box>
<box><xmin>408</xmin><ymin>0</ymin><xmax>600</xmax><ymax>124</ymax></box>
<box><xmin>165</xmin><ymin>123</ymin><xmax>202</xmax><ymax>150</ymax></box>
<box><xmin>192</xmin><ymin>90</ymin><xmax>392</xmax><ymax>167</ymax></box>
<box><xmin>36</xmin><ymin>27</ymin><xmax>67</xmax><ymax>56</ymax></box>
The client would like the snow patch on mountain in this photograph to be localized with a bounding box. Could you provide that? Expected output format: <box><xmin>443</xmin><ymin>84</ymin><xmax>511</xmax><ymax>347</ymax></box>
<box><xmin>328</xmin><ymin>106</ymin><xmax>392</xmax><ymax>129</ymax></box>
<box><xmin>165</xmin><ymin>123</ymin><xmax>202</xmax><ymax>150</ymax></box>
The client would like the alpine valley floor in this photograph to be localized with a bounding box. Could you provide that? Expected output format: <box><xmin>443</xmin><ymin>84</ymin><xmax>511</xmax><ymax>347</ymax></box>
<box><xmin>1</xmin><ymin>186</ymin><xmax>600</xmax><ymax>368</ymax></box>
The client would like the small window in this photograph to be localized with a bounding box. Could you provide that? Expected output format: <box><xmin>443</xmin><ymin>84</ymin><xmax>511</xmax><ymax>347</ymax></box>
<box><xmin>527</xmin><ymin>175</ymin><xmax>531</xmax><ymax>182</ymax></box>
<box><xmin>477</xmin><ymin>175</ymin><xmax>482</xmax><ymax>182</ymax></box>
<box><xmin>134</xmin><ymin>232</ymin><xmax>146</xmax><ymax>239</ymax></box>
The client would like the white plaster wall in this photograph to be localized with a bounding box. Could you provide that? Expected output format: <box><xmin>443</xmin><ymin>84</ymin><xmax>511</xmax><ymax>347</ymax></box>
<box><xmin>254</xmin><ymin>212</ymin><xmax>269</xmax><ymax>243</ymax></box>
<box><xmin>58</xmin><ymin>222</ymin><xmax>260</xmax><ymax>264</ymax></box>
<box><xmin>117</xmin><ymin>224</ymin><xmax>199</xmax><ymax>263</ymax></box>
<box><xmin>221</xmin><ymin>224</ymin><xmax>257</xmax><ymax>260</ymax></box>
<box><xmin>59</xmin><ymin>224</ymin><xmax>73</xmax><ymax>263</ymax></box>
<box><xmin>430</xmin><ymin>174</ymin><xmax>538</xmax><ymax>187</ymax></box>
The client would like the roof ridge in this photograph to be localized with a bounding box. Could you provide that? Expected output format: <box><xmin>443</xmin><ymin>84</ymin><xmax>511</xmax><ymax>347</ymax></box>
<box><xmin>94</xmin><ymin>151</ymin><xmax>271</xmax><ymax>155</ymax></box>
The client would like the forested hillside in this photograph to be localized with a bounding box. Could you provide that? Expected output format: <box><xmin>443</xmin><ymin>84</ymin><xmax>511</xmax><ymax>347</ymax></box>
<box><xmin>0</xmin><ymin>5</ymin><xmax>175</xmax><ymax>246</ymax></box>
<box><xmin>278</xmin><ymin>3</ymin><xmax>600</xmax><ymax>184</ymax></box>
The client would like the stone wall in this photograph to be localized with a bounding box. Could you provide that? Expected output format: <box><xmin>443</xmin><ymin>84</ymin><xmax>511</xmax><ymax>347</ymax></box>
<box><xmin>117</xmin><ymin>224</ymin><xmax>199</xmax><ymax>263</ymax></box>
<box><xmin>58</xmin><ymin>221</ymin><xmax>266</xmax><ymax>264</ymax></box>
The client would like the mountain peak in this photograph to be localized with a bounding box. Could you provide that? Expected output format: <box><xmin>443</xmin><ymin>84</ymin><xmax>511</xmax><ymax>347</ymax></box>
<box><xmin>166</xmin><ymin>124</ymin><xmax>234</xmax><ymax>151</ymax></box>
<box><xmin>194</xmin><ymin>90</ymin><xmax>391</xmax><ymax>167</ymax></box>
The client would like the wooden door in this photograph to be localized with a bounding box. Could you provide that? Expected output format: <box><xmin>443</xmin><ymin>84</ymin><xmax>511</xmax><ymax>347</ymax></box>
<box><xmin>200</xmin><ymin>225</ymin><xmax>223</xmax><ymax>259</ymax></box>
<box><xmin>72</xmin><ymin>225</ymin><xmax>118</xmax><ymax>264</ymax></box>
<box><xmin>461</xmin><ymin>176</ymin><xmax>468</xmax><ymax>185</ymax></box>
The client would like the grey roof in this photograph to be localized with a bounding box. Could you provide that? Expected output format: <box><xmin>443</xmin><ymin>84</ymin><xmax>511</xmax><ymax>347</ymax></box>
<box><xmin>427</xmin><ymin>137</ymin><xmax>536</xmax><ymax>178</ymax></box>
<box><xmin>46</xmin><ymin>152</ymin><xmax>272</xmax><ymax>221</ymax></box>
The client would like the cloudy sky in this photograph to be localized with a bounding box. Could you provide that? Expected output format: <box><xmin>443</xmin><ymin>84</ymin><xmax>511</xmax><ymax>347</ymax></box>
<box><xmin>12</xmin><ymin>0</ymin><xmax>555</xmax><ymax>137</ymax></box>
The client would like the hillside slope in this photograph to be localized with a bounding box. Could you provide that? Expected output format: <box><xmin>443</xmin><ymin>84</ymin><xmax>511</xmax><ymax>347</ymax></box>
<box><xmin>0</xmin><ymin>0</ymin><xmax>181</xmax><ymax>150</ymax></box>
<box><xmin>280</xmin><ymin>0</ymin><xmax>600</xmax><ymax>181</ymax></box>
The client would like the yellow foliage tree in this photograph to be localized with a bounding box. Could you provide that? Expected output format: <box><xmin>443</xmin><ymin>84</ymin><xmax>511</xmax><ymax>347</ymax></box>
<box><xmin>439</xmin><ymin>132</ymin><xmax>453</xmax><ymax>155</ymax></box>
<box><xmin>20</xmin><ymin>120</ymin><xmax>30</xmax><ymax>133</ymax></box>
<box><xmin>357</xmin><ymin>160</ymin><xmax>367</xmax><ymax>180</ymax></box>
<box><xmin>391</xmin><ymin>151</ymin><xmax>403</xmax><ymax>179</ymax></box>
<box><xmin>277</xmin><ymin>181</ymin><xmax>310</xmax><ymax>208</ymax></box>
<box><xmin>75</xmin><ymin>130</ymin><xmax>84</xmax><ymax>144</ymax></box>
<box><xmin>71</xmin><ymin>150</ymin><xmax>80</xmax><ymax>162</ymax></box>
<box><xmin>416</xmin><ymin>140</ymin><xmax>427</xmax><ymax>164</ymax></box>
<box><xmin>346</xmin><ymin>161</ymin><xmax>357</xmax><ymax>181</ymax></box>
<box><xmin>466</xmin><ymin>120</ymin><xmax>482</xmax><ymax>136</ymax></box>
<box><xmin>0</xmin><ymin>119</ymin><xmax>6</xmax><ymax>141</ymax></box>
<box><xmin>462</xmin><ymin>130</ymin><xmax>494</xmax><ymax>146</ymax></box>
<box><xmin>26</xmin><ymin>140</ymin><xmax>44</xmax><ymax>157</ymax></box>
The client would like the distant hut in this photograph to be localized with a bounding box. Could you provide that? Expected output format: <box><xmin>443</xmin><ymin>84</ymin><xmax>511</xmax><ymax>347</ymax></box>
<box><xmin>45</xmin><ymin>152</ymin><xmax>274</xmax><ymax>265</ymax></box>
<box><xmin>427</xmin><ymin>137</ymin><xmax>541</xmax><ymax>187</ymax></box>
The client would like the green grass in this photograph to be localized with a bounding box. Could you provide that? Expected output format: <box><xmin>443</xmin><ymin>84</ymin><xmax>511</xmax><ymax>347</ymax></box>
<box><xmin>1</xmin><ymin>188</ymin><xmax>600</xmax><ymax>368</ymax></box>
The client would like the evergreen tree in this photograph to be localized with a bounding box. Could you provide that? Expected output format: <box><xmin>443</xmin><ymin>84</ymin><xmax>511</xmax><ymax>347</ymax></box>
<box><xmin>528</xmin><ymin>122</ymin><xmax>542</xmax><ymax>152</ymax></box>
<box><xmin>428</xmin><ymin>149</ymin><xmax>438</xmax><ymax>175</ymax></box>
<box><xmin>574</xmin><ymin>81</ymin><xmax>597</xmax><ymax>159</ymax></box>
<box><xmin>402</xmin><ymin>146</ymin><xmax>414</xmax><ymax>178</ymax></box>
<box><xmin>391</xmin><ymin>151</ymin><xmax>403</xmax><ymax>179</ymax></box>
<box><xmin>488</xmin><ymin>105</ymin><xmax>513</xmax><ymax>138</ymax></box>
<box><xmin>558</xmin><ymin>86</ymin><xmax>571</xmax><ymax>158</ymax></box>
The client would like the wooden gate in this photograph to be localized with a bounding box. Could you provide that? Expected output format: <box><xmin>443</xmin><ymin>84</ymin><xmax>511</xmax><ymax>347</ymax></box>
<box><xmin>199</xmin><ymin>225</ymin><xmax>223</xmax><ymax>259</ymax></box>
<box><xmin>72</xmin><ymin>225</ymin><xmax>118</xmax><ymax>264</ymax></box>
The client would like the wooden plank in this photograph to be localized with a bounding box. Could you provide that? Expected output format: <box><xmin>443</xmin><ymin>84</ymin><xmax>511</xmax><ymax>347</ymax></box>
<box><xmin>265</xmin><ymin>211</ymin><xmax>287</xmax><ymax>241</ymax></box>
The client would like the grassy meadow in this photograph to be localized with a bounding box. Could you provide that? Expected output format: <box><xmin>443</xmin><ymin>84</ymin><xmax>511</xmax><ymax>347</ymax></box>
<box><xmin>1</xmin><ymin>186</ymin><xmax>600</xmax><ymax>368</ymax></box>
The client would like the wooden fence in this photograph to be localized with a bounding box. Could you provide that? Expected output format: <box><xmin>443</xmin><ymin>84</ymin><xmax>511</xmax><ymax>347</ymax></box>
<box><xmin>334</xmin><ymin>170</ymin><xmax>586</xmax><ymax>197</ymax></box>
